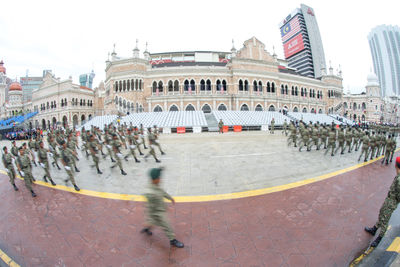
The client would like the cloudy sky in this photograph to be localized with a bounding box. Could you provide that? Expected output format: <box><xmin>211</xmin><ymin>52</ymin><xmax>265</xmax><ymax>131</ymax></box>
<box><xmin>0</xmin><ymin>0</ymin><xmax>398</xmax><ymax>93</ymax></box>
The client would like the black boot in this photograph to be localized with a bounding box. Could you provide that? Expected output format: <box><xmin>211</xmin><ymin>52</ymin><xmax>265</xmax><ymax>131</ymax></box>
<box><xmin>161</xmin><ymin>151</ymin><xmax>166</xmax><ymax>155</ymax></box>
<box><xmin>32</xmin><ymin>177</ymin><xmax>36</xmax><ymax>182</ymax></box>
<box><xmin>156</xmin><ymin>159</ymin><xmax>161</xmax><ymax>163</ymax></box>
<box><xmin>124</xmin><ymin>155</ymin><xmax>129</xmax><ymax>161</ymax></box>
<box><xmin>33</xmin><ymin>161</ymin><xmax>37</xmax><ymax>167</ymax></box>
<box><xmin>135</xmin><ymin>158</ymin><xmax>140</xmax><ymax>163</ymax></box>
<box><xmin>75</xmin><ymin>167</ymin><xmax>80</xmax><ymax>172</ymax></box>
<box><xmin>43</xmin><ymin>175</ymin><xmax>48</xmax><ymax>183</ymax></box>
<box><xmin>140</xmin><ymin>228</ymin><xmax>152</xmax><ymax>236</ymax></box>
<box><xmin>121</xmin><ymin>170</ymin><xmax>127</xmax><ymax>175</ymax></box>
<box><xmin>13</xmin><ymin>184</ymin><xmax>19</xmax><ymax>191</ymax></box>
<box><xmin>371</xmin><ymin>236</ymin><xmax>383</xmax><ymax>247</ymax></box>
<box><xmin>52</xmin><ymin>162</ymin><xmax>55</xmax><ymax>167</ymax></box>
<box><xmin>31</xmin><ymin>190</ymin><xmax>37</xmax><ymax>197</ymax></box>
<box><xmin>74</xmin><ymin>185</ymin><xmax>80</xmax><ymax>191</ymax></box>
<box><xmin>111</xmin><ymin>158</ymin><xmax>116</xmax><ymax>163</ymax></box>
<box><xmin>139</xmin><ymin>152</ymin><xmax>144</xmax><ymax>156</ymax></box>
<box><xmin>50</xmin><ymin>179</ymin><xmax>56</xmax><ymax>186</ymax></box>
<box><xmin>170</xmin><ymin>239</ymin><xmax>184</xmax><ymax>248</ymax></box>
<box><xmin>365</xmin><ymin>226</ymin><xmax>377</xmax><ymax>236</ymax></box>
<box><xmin>97</xmin><ymin>168</ymin><xmax>103</xmax><ymax>174</ymax></box>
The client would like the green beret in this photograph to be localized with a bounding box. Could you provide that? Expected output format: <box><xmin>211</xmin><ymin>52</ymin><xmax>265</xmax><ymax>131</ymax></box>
<box><xmin>60</xmin><ymin>140</ymin><xmax>66</xmax><ymax>145</ymax></box>
<box><xmin>149</xmin><ymin>168</ymin><xmax>162</xmax><ymax>180</ymax></box>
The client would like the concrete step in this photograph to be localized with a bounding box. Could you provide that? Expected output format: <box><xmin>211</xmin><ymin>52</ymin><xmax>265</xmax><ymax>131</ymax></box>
<box><xmin>204</xmin><ymin>113</ymin><xmax>219</xmax><ymax>129</ymax></box>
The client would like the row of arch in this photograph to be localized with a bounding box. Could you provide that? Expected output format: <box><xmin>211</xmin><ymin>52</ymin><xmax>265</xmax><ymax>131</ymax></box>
<box><xmin>151</xmin><ymin>103</ymin><xmax>323</xmax><ymax>114</ymax></box>
<box><xmin>343</xmin><ymin>102</ymin><xmax>367</xmax><ymax>111</ymax></box>
<box><xmin>280</xmin><ymin>84</ymin><xmax>322</xmax><ymax>99</ymax></box>
<box><xmin>238</xmin><ymin>80</ymin><xmax>276</xmax><ymax>93</ymax></box>
<box><xmin>114</xmin><ymin>79</ymin><xmax>143</xmax><ymax>92</ymax></box>
<box><xmin>151</xmin><ymin>79</ymin><xmax>228</xmax><ymax>93</ymax></box>
<box><xmin>114</xmin><ymin>96</ymin><xmax>144</xmax><ymax>113</ymax></box>
<box><xmin>37</xmin><ymin>114</ymin><xmax>92</xmax><ymax>129</ymax></box>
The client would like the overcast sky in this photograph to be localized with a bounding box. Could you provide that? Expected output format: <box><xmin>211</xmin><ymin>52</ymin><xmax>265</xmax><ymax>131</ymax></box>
<box><xmin>1</xmin><ymin>0</ymin><xmax>399</xmax><ymax>93</ymax></box>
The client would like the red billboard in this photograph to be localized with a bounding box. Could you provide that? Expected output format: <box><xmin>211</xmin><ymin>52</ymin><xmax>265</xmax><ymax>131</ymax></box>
<box><xmin>283</xmin><ymin>34</ymin><xmax>305</xmax><ymax>58</ymax></box>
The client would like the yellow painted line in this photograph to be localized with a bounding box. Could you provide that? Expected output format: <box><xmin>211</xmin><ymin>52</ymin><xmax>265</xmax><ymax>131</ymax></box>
<box><xmin>349</xmin><ymin>247</ymin><xmax>374</xmax><ymax>267</ymax></box>
<box><xmin>0</xmin><ymin>248</ymin><xmax>20</xmax><ymax>267</ymax></box>
<box><xmin>387</xmin><ymin>237</ymin><xmax>400</xmax><ymax>253</ymax></box>
<box><xmin>1</xmin><ymin>148</ymin><xmax>398</xmax><ymax>203</ymax></box>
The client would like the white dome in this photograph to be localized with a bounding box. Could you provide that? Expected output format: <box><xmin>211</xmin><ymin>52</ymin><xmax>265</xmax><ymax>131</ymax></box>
<box><xmin>367</xmin><ymin>72</ymin><xmax>379</xmax><ymax>87</ymax></box>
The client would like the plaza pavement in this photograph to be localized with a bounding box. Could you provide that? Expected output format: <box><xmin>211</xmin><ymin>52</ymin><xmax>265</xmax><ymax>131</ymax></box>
<box><xmin>0</xmin><ymin>132</ymin><xmax>398</xmax><ymax>266</ymax></box>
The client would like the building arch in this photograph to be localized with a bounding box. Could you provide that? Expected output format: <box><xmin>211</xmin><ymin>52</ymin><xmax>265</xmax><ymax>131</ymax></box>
<box><xmin>185</xmin><ymin>104</ymin><xmax>195</xmax><ymax>111</ymax></box>
<box><xmin>62</xmin><ymin>116</ymin><xmax>68</xmax><ymax>128</ymax></box>
<box><xmin>253</xmin><ymin>80</ymin><xmax>258</xmax><ymax>92</ymax></box>
<box><xmin>190</xmin><ymin>79</ymin><xmax>196</xmax><ymax>92</ymax></box>
<box><xmin>311</xmin><ymin>108</ymin><xmax>315</xmax><ymax>113</ymax></box>
<box><xmin>318</xmin><ymin>109</ymin><xmax>323</xmax><ymax>114</ymax></box>
<box><xmin>72</xmin><ymin>115</ymin><xmax>78</xmax><ymax>127</ymax></box>
<box><xmin>353</xmin><ymin>102</ymin><xmax>357</xmax><ymax>110</ymax></box>
<box><xmin>268</xmin><ymin>105</ymin><xmax>275</xmax><ymax>111</ymax></box>
<box><xmin>244</xmin><ymin>80</ymin><xmax>249</xmax><ymax>91</ymax></box>
<box><xmin>240</xmin><ymin>103</ymin><xmax>249</xmax><ymax>111</ymax></box>
<box><xmin>239</xmin><ymin>79</ymin><xmax>244</xmax><ymax>91</ymax></box>
<box><xmin>200</xmin><ymin>79</ymin><xmax>206</xmax><ymax>91</ymax></box>
<box><xmin>222</xmin><ymin>80</ymin><xmax>227</xmax><ymax>91</ymax></box>
<box><xmin>153</xmin><ymin>105</ymin><xmax>163</xmax><ymax>112</ymax></box>
<box><xmin>302</xmin><ymin>107</ymin><xmax>308</xmax><ymax>113</ymax></box>
<box><xmin>169</xmin><ymin>105</ymin><xmax>179</xmax><ymax>111</ymax></box>
<box><xmin>201</xmin><ymin>104</ymin><xmax>212</xmax><ymax>113</ymax></box>
<box><xmin>81</xmin><ymin>114</ymin><xmax>86</xmax><ymax>124</ymax></box>
<box><xmin>206</xmin><ymin>79</ymin><xmax>211</xmax><ymax>91</ymax></box>
<box><xmin>293</xmin><ymin>106</ymin><xmax>299</xmax><ymax>112</ymax></box>
<box><xmin>216</xmin><ymin>80</ymin><xmax>221</xmax><ymax>91</ymax></box>
<box><xmin>152</xmin><ymin>81</ymin><xmax>157</xmax><ymax>93</ymax></box>
<box><xmin>255</xmin><ymin>104</ymin><xmax>263</xmax><ymax>111</ymax></box>
<box><xmin>218</xmin><ymin>103</ymin><xmax>227</xmax><ymax>111</ymax></box>
<box><xmin>158</xmin><ymin>81</ymin><xmax>164</xmax><ymax>93</ymax></box>
<box><xmin>168</xmin><ymin>80</ymin><xmax>173</xmax><ymax>92</ymax></box>
<box><xmin>173</xmin><ymin>80</ymin><xmax>179</xmax><ymax>92</ymax></box>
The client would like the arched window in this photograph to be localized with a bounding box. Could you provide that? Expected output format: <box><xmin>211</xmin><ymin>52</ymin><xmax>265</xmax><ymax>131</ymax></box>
<box><xmin>293</xmin><ymin>106</ymin><xmax>299</xmax><ymax>112</ymax></box>
<box><xmin>185</xmin><ymin>104</ymin><xmax>195</xmax><ymax>111</ymax></box>
<box><xmin>222</xmin><ymin>80</ymin><xmax>227</xmax><ymax>91</ymax></box>
<box><xmin>127</xmin><ymin>80</ymin><xmax>130</xmax><ymax>90</ymax></box>
<box><xmin>295</xmin><ymin>86</ymin><xmax>298</xmax><ymax>96</ymax></box>
<box><xmin>258</xmin><ymin>81</ymin><xmax>263</xmax><ymax>92</ymax></box>
<box><xmin>131</xmin><ymin>79</ymin><xmax>134</xmax><ymax>90</ymax></box>
<box><xmin>184</xmin><ymin>80</ymin><xmax>189</xmax><ymax>91</ymax></box>
<box><xmin>302</xmin><ymin>107</ymin><xmax>307</xmax><ymax>113</ymax></box>
<box><xmin>291</xmin><ymin>86</ymin><xmax>295</xmax><ymax>95</ymax></box>
<box><xmin>174</xmin><ymin>80</ymin><xmax>179</xmax><ymax>92</ymax></box>
<box><xmin>190</xmin><ymin>79</ymin><xmax>196</xmax><ymax>92</ymax></box>
<box><xmin>271</xmin><ymin>82</ymin><xmax>275</xmax><ymax>93</ymax></box>
<box><xmin>344</xmin><ymin>102</ymin><xmax>348</xmax><ymax>109</ymax></box>
<box><xmin>301</xmin><ymin>88</ymin><xmax>304</xmax><ymax>97</ymax></box>
<box><xmin>153</xmin><ymin>105</ymin><xmax>163</xmax><ymax>112</ymax></box>
<box><xmin>169</xmin><ymin>105</ymin><xmax>179</xmax><ymax>111</ymax></box>
<box><xmin>139</xmin><ymin>80</ymin><xmax>142</xmax><ymax>90</ymax></box>
<box><xmin>200</xmin><ymin>79</ymin><xmax>205</xmax><ymax>91</ymax></box>
<box><xmin>253</xmin><ymin>80</ymin><xmax>258</xmax><ymax>92</ymax></box>
<box><xmin>123</xmin><ymin>100</ymin><xmax>126</xmax><ymax>109</ymax></box>
<box><xmin>202</xmin><ymin>104</ymin><xmax>212</xmax><ymax>113</ymax></box>
<box><xmin>114</xmin><ymin>96</ymin><xmax>118</xmax><ymax>104</ymax></box>
<box><xmin>123</xmin><ymin>80</ymin><xmax>126</xmax><ymax>91</ymax></box>
<box><xmin>318</xmin><ymin>109</ymin><xmax>323</xmax><ymax>114</ymax></box>
<box><xmin>244</xmin><ymin>80</ymin><xmax>249</xmax><ymax>91</ymax></box>
<box><xmin>281</xmin><ymin>85</ymin><xmax>284</xmax><ymax>94</ymax></box>
<box><xmin>285</xmin><ymin>85</ymin><xmax>288</xmax><ymax>94</ymax></box>
<box><xmin>240</xmin><ymin>104</ymin><xmax>249</xmax><ymax>111</ymax></box>
<box><xmin>362</xmin><ymin>102</ymin><xmax>366</xmax><ymax>110</ymax></box>
<box><xmin>216</xmin><ymin>80</ymin><xmax>221</xmax><ymax>91</ymax></box>
<box><xmin>353</xmin><ymin>103</ymin><xmax>357</xmax><ymax>110</ymax></box>
<box><xmin>311</xmin><ymin>108</ymin><xmax>315</xmax><ymax>113</ymax></box>
<box><xmin>267</xmin><ymin>82</ymin><xmax>271</xmax><ymax>93</ymax></box>
<box><xmin>135</xmin><ymin>79</ymin><xmax>139</xmax><ymax>90</ymax></box>
<box><xmin>268</xmin><ymin>105</ymin><xmax>275</xmax><ymax>111</ymax></box>
<box><xmin>61</xmin><ymin>99</ymin><xmax>64</xmax><ymax>107</ymax></box>
<box><xmin>255</xmin><ymin>104</ymin><xmax>263</xmax><ymax>111</ymax></box>
<box><xmin>218</xmin><ymin>104</ymin><xmax>227</xmax><ymax>111</ymax></box>
<box><xmin>158</xmin><ymin>81</ymin><xmax>163</xmax><ymax>93</ymax></box>
<box><xmin>64</xmin><ymin>98</ymin><xmax>67</xmax><ymax>106</ymax></box>
<box><xmin>168</xmin><ymin>80</ymin><xmax>173</xmax><ymax>92</ymax></box>
<box><xmin>206</xmin><ymin>79</ymin><xmax>211</xmax><ymax>91</ymax></box>
<box><xmin>119</xmin><ymin>81</ymin><xmax>122</xmax><ymax>92</ymax></box>
<box><xmin>304</xmin><ymin>88</ymin><xmax>307</xmax><ymax>97</ymax></box>
<box><xmin>152</xmin><ymin>81</ymin><xmax>157</xmax><ymax>93</ymax></box>
<box><xmin>115</xmin><ymin>82</ymin><xmax>118</xmax><ymax>92</ymax></box>
<box><xmin>239</xmin><ymin>80</ymin><xmax>244</xmax><ymax>91</ymax></box>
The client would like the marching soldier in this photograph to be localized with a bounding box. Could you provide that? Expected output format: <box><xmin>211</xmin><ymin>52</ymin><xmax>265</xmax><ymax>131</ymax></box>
<box><xmin>369</xmin><ymin>132</ymin><xmax>377</xmax><ymax>160</ymax></box>
<box><xmin>11</xmin><ymin>141</ymin><xmax>19</xmax><ymax>157</ymax></box>
<box><xmin>358</xmin><ymin>131</ymin><xmax>370</xmax><ymax>162</ymax></box>
<box><xmin>60</xmin><ymin>140</ymin><xmax>80</xmax><ymax>191</ymax></box>
<box><xmin>67</xmin><ymin>135</ymin><xmax>80</xmax><ymax>172</ymax></box>
<box><xmin>299</xmin><ymin>124</ymin><xmax>310</xmax><ymax>152</ymax></box>
<box><xmin>103</xmin><ymin>129</ymin><xmax>116</xmax><ymax>163</ymax></box>
<box><xmin>49</xmin><ymin>136</ymin><xmax>61</xmax><ymax>170</ymax></box>
<box><xmin>318</xmin><ymin>124</ymin><xmax>328</xmax><ymax>150</ymax></box>
<box><xmin>288</xmin><ymin>122</ymin><xmax>297</xmax><ymax>147</ymax></box>
<box><xmin>270</xmin><ymin>118</ymin><xmax>275</xmax><ymax>134</ymax></box>
<box><xmin>16</xmin><ymin>146</ymin><xmax>37</xmax><ymax>197</ymax></box>
<box><xmin>133</xmin><ymin>127</ymin><xmax>145</xmax><ymax>156</ymax></box>
<box><xmin>124</xmin><ymin>128</ymin><xmax>141</xmax><ymax>163</ymax></box>
<box><xmin>88</xmin><ymin>135</ymin><xmax>103</xmax><ymax>174</ymax></box>
<box><xmin>37</xmin><ymin>141</ymin><xmax>56</xmax><ymax>186</ymax></box>
<box><xmin>139</xmin><ymin>124</ymin><xmax>148</xmax><ymax>149</ymax></box>
<box><xmin>110</xmin><ymin>134</ymin><xmax>127</xmax><ymax>175</ymax></box>
<box><xmin>152</xmin><ymin>126</ymin><xmax>165</xmax><ymax>155</ymax></box>
<box><xmin>325</xmin><ymin>127</ymin><xmax>337</xmax><ymax>156</ymax></box>
<box><xmin>141</xmin><ymin>168</ymin><xmax>184</xmax><ymax>248</ymax></box>
<box><xmin>218</xmin><ymin>119</ymin><xmax>224</xmax><ymax>134</ymax></box>
<box><xmin>282</xmin><ymin>119</ymin><xmax>288</xmax><ymax>136</ymax></box>
<box><xmin>336</xmin><ymin>126</ymin><xmax>345</xmax><ymax>155</ymax></box>
<box><xmin>28</xmin><ymin>136</ymin><xmax>38</xmax><ymax>166</ymax></box>
<box><xmin>345</xmin><ymin>126</ymin><xmax>353</xmax><ymax>153</ymax></box>
<box><xmin>2</xmin><ymin>146</ymin><xmax>18</xmax><ymax>191</ymax></box>
<box><xmin>308</xmin><ymin>124</ymin><xmax>319</xmax><ymax>151</ymax></box>
<box><xmin>144</xmin><ymin>128</ymin><xmax>161</xmax><ymax>163</ymax></box>
<box><xmin>365</xmin><ymin>157</ymin><xmax>400</xmax><ymax>247</ymax></box>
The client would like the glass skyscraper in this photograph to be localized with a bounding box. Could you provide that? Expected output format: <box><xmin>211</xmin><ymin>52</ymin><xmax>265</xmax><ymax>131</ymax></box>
<box><xmin>368</xmin><ymin>25</ymin><xmax>400</xmax><ymax>97</ymax></box>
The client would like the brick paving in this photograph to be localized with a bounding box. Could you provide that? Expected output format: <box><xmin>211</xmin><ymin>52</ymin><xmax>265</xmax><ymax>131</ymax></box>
<box><xmin>0</xmin><ymin>156</ymin><xmax>397</xmax><ymax>267</ymax></box>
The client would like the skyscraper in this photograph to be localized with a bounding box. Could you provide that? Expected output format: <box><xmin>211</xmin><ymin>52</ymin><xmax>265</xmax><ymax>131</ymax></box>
<box><xmin>79</xmin><ymin>70</ymin><xmax>95</xmax><ymax>89</ymax></box>
<box><xmin>279</xmin><ymin>4</ymin><xmax>326</xmax><ymax>78</ymax></box>
<box><xmin>368</xmin><ymin>25</ymin><xmax>400</xmax><ymax>97</ymax></box>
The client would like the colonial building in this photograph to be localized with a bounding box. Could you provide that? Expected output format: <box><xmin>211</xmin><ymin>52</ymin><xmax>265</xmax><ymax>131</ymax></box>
<box><xmin>32</xmin><ymin>71</ymin><xmax>95</xmax><ymax>129</ymax></box>
<box><xmin>103</xmin><ymin>37</ymin><xmax>344</xmax><ymax>116</ymax></box>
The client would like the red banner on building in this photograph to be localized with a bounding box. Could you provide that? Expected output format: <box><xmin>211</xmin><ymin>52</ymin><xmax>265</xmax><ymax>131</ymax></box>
<box><xmin>283</xmin><ymin>34</ymin><xmax>305</xmax><ymax>58</ymax></box>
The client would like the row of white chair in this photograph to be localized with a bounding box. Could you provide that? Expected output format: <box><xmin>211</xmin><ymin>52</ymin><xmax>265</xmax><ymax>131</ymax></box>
<box><xmin>212</xmin><ymin>111</ymin><xmax>289</xmax><ymax>126</ymax></box>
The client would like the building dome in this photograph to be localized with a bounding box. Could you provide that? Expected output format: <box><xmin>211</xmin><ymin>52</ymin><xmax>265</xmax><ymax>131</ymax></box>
<box><xmin>9</xmin><ymin>81</ymin><xmax>22</xmax><ymax>91</ymax></box>
<box><xmin>0</xmin><ymin>60</ymin><xmax>6</xmax><ymax>74</ymax></box>
<box><xmin>367</xmin><ymin>71</ymin><xmax>379</xmax><ymax>87</ymax></box>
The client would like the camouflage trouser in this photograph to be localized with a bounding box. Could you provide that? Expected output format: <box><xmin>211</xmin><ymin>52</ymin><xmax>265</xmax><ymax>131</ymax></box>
<box><xmin>153</xmin><ymin>141</ymin><xmax>164</xmax><ymax>154</ymax></box>
<box><xmin>65</xmin><ymin>166</ymin><xmax>77</xmax><ymax>186</ymax></box>
<box><xmin>283</xmin><ymin>128</ymin><xmax>287</xmax><ymax>136</ymax></box>
<box><xmin>42</xmin><ymin>160</ymin><xmax>51</xmax><ymax>179</ymax></box>
<box><xmin>345</xmin><ymin>140</ymin><xmax>352</xmax><ymax>152</ymax></box>
<box><xmin>377</xmin><ymin>144</ymin><xmax>383</xmax><ymax>157</ymax></box>
<box><xmin>147</xmin><ymin>212</ymin><xmax>175</xmax><ymax>240</ymax></box>
<box><xmin>7</xmin><ymin>166</ymin><xmax>16</xmax><ymax>184</ymax></box>
<box><xmin>326</xmin><ymin>141</ymin><xmax>335</xmax><ymax>155</ymax></box>
<box><xmin>338</xmin><ymin>141</ymin><xmax>345</xmax><ymax>153</ymax></box>
<box><xmin>113</xmin><ymin>152</ymin><xmax>123</xmax><ymax>170</ymax></box>
<box><xmin>22</xmin><ymin>168</ymin><xmax>34</xmax><ymax>191</ymax></box>
<box><xmin>308</xmin><ymin>137</ymin><xmax>319</xmax><ymax>150</ymax></box>
<box><xmin>140</xmin><ymin>136</ymin><xmax>147</xmax><ymax>148</ymax></box>
<box><xmin>370</xmin><ymin>145</ymin><xmax>377</xmax><ymax>159</ymax></box>
<box><xmin>146</xmin><ymin>145</ymin><xmax>157</xmax><ymax>160</ymax></box>
<box><xmin>299</xmin><ymin>137</ymin><xmax>309</xmax><ymax>150</ymax></box>
<box><xmin>376</xmin><ymin>197</ymin><xmax>398</xmax><ymax>237</ymax></box>
<box><xmin>288</xmin><ymin>134</ymin><xmax>297</xmax><ymax>146</ymax></box>
<box><xmin>319</xmin><ymin>137</ymin><xmax>327</xmax><ymax>149</ymax></box>
<box><xmin>270</xmin><ymin>125</ymin><xmax>274</xmax><ymax>134</ymax></box>
<box><xmin>125</xmin><ymin>147</ymin><xmax>138</xmax><ymax>160</ymax></box>
<box><xmin>360</xmin><ymin>146</ymin><xmax>369</xmax><ymax>161</ymax></box>
<box><xmin>91</xmin><ymin>154</ymin><xmax>99</xmax><ymax>169</ymax></box>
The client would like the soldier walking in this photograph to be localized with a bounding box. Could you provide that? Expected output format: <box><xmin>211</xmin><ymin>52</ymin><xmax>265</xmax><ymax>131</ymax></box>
<box><xmin>218</xmin><ymin>119</ymin><xmax>224</xmax><ymax>134</ymax></box>
<box><xmin>270</xmin><ymin>118</ymin><xmax>275</xmax><ymax>134</ymax></box>
<box><xmin>124</xmin><ymin>128</ymin><xmax>141</xmax><ymax>163</ymax></box>
<box><xmin>365</xmin><ymin>157</ymin><xmax>400</xmax><ymax>247</ymax></box>
<box><xmin>38</xmin><ymin>141</ymin><xmax>56</xmax><ymax>186</ymax></box>
<box><xmin>16</xmin><ymin>146</ymin><xmax>37</xmax><ymax>197</ymax></box>
<box><xmin>2</xmin><ymin>146</ymin><xmax>18</xmax><ymax>191</ymax></box>
<box><xmin>144</xmin><ymin>128</ymin><xmax>161</xmax><ymax>163</ymax></box>
<box><xmin>60</xmin><ymin>140</ymin><xmax>80</xmax><ymax>191</ymax></box>
<box><xmin>88</xmin><ymin>135</ymin><xmax>103</xmax><ymax>174</ymax></box>
<box><xmin>325</xmin><ymin>127</ymin><xmax>337</xmax><ymax>156</ymax></box>
<box><xmin>358</xmin><ymin>131</ymin><xmax>370</xmax><ymax>162</ymax></box>
<box><xmin>110</xmin><ymin>134</ymin><xmax>127</xmax><ymax>175</ymax></box>
<box><xmin>282</xmin><ymin>119</ymin><xmax>288</xmax><ymax>136</ymax></box>
<box><xmin>140</xmin><ymin>168</ymin><xmax>184</xmax><ymax>248</ymax></box>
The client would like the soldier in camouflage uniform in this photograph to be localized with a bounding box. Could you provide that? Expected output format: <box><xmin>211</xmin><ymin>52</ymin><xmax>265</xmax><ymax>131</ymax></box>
<box><xmin>110</xmin><ymin>134</ymin><xmax>127</xmax><ymax>175</ymax></box>
<box><xmin>16</xmin><ymin>146</ymin><xmax>37</xmax><ymax>197</ymax></box>
<box><xmin>124</xmin><ymin>128</ymin><xmax>141</xmax><ymax>163</ymax></box>
<box><xmin>88</xmin><ymin>135</ymin><xmax>103</xmax><ymax>174</ymax></box>
<box><xmin>325</xmin><ymin>127</ymin><xmax>337</xmax><ymax>156</ymax></box>
<box><xmin>282</xmin><ymin>119</ymin><xmax>288</xmax><ymax>136</ymax></box>
<box><xmin>298</xmin><ymin>124</ymin><xmax>310</xmax><ymax>152</ymax></box>
<box><xmin>218</xmin><ymin>119</ymin><xmax>224</xmax><ymax>134</ymax></box>
<box><xmin>308</xmin><ymin>124</ymin><xmax>319</xmax><ymax>151</ymax></box>
<box><xmin>144</xmin><ymin>128</ymin><xmax>161</xmax><ymax>163</ymax></box>
<box><xmin>318</xmin><ymin>125</ymin><xmax>328</xmax><ymax>150</ymax></box>
<box><xmin>382</xmin><ymin>135</ymin><xmax>394</xmax><ymax>165</ymax></box>
<box><xmin>365</xmin><ymin>157</ymin><xmax>400</xmax><ymax>247</ymax></box>
<box><xmin>133</xmin><ymin>127</ymin><xmax>145</xmax><ymax>155</ymax></box>
<box><xmin>2</xmin><ymin>146</ymin><xmax>18</xmax><ymax>191</ymax></box>
<box><xmin>49</xmin><ymin>136</ymin><xmax>61</xmax><ymax>170</ymax></box>
<box><xmin>28</xmin><ymin>136</ymin><xmax>38</xmax><ymax>166</ymax></box>
<box><xmin>67</xmin><ymin>135</ymin><xmax>80</xmax><ymax>172</ymax></box>
<box><xmin>11</xmin><ymin>141</ymin><xmax>19</xmax><ymax>158</ymax></box>
<box><xmin>369</xmin><ymin>132</ymin><xmax>377</xmax><ymax>160</ymax></box>
<box><xmin>287</xmin><ymin>122</ymin><xmax>297</xmax><ymax>147</ymax></box>
<box><xmin>60</xmin><ymin>140</ymin><xmax>80</xmax><ymax>191</ymax></box>
<box><xmin>139</xmin><ymin>124</ymin><xmax>148</xmax><ymax>149</ymax></box>
<box><xmin>140</xmin><ymin>168</ymin><xmax>184</xmax><ymax>248</ymax></box>
<box><xmin>152</xmin><ymin>125</ymin><xmax>165</xmax><ymax>155</ymax></box>
<box><xmin>103</xmin><ymin>129</ymin><xmax>116</xmax><ymax>162</ymax></box>
<box><xmin>38</xmin><ymin>141</ymin><xmax>56</xmax><ymax>186</ymax></box>
<box><xmin>270</xmin><ymin>118</ymin><xmax>275</xmax><ymax>134</ymax></box>
<box><xmin>335</xmin><ymin>126</ymin><xmax>345</xmax><ymax>155</ymax></box>
<box><xmin>345</xmin><ymin>126</ymin><xmax>353</xmax><ymax>153</ymax></box>
<box><xmin>358</xmin><ymin>131</ymin><xmax>370</xmax><ymax>162</ymax></box>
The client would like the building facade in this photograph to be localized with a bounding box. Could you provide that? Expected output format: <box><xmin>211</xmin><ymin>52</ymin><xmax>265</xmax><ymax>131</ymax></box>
<box><xmin>102</xmin><ymin>37</ymin><xmax>343</xmax><ymax>117</ymax></box>
<box><xmin>20</xmin><ymin>75</ymin><xmax>45</xmax><ymax>102</ymax></box>
<box><xmin>279</xmin><ymin>4</ymin><xmax>327</xmax><ymax>78</ymax></box>
<box><xmin>32</xmin><ymin>71</ymin><xmax>95</xmax><ymax>129</ymax></box>
<box><xmin>368</xmin><ymin>25</ymin><xmax>400</xmax><ymax>97</ymax></box>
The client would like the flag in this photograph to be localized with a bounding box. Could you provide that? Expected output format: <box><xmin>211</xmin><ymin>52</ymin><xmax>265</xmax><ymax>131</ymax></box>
<box><xmin>281</xmin><ymin>16</ymin><xmax>301</xmax><ymax>43</ymax></box>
